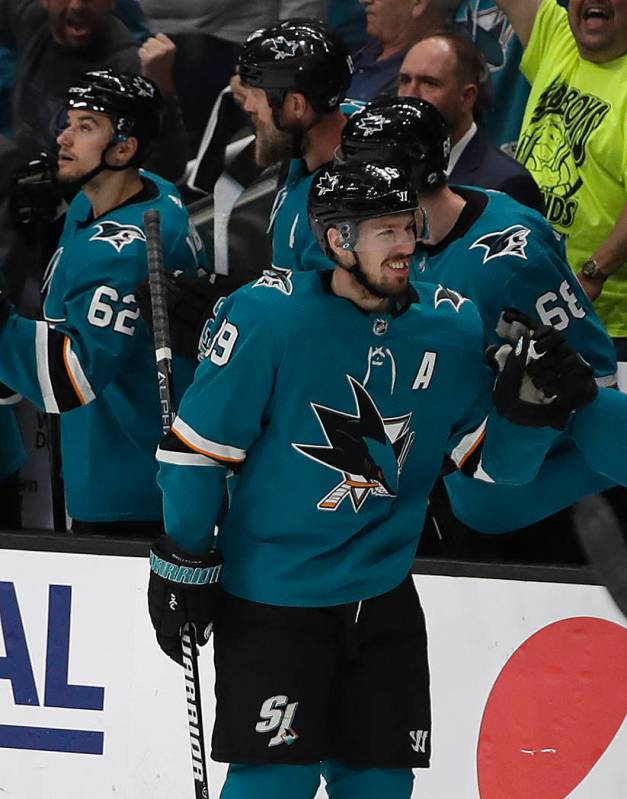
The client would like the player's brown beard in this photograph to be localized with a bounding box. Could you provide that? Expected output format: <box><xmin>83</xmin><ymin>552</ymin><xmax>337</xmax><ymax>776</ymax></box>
<box><xmin>253</xmin><ymin>120</ymin><xmax>294</xmax><ymax>167</ymax></box>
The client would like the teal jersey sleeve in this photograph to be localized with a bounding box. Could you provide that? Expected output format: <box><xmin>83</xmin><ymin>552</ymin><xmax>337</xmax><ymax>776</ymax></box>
<box><xmin>439</xmin><ymin>300</ymin><xmax>558</xmax><ymax>486</ymax></box>
<box><xmin>571</xmin><ymin>387</ymin><xmax>627</xmax><ymax>486</ymax></box>
<box><xmin>415</xmin><ymin>191</ymin><xmax>617</xmax><ymax>383</ymax></box>
<box><xmin>157</xmin><ymin>288</ymin><xmax>281</xmax><ymax>552</ymax></box>
<box><xmin>499</xmin><ymin>241</ymin><xmax>617</xmax><ymax>384</ymax></box>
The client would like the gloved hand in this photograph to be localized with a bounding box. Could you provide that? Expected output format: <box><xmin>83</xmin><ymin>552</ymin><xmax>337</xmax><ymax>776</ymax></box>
<box><xmin>488</xmin><ymin>322</ymin><xmax>597</xmax><ymax>430</ymax></box>
<box><xmin>136</xmin><ymin>271</ymin><xmax>242</xmax><ymax>359</ymax></box>
<box><xmin>12</xmin><ymin>152</ymin><xmax>63</xmax><ymax>226</ymax></box>
<box><xmin>525</xmin><ymin>324</ymin><xmax>598</xmax><ymax>414</ymax></box>
<box><xmin>148</xmin><ymin>535</ymin><xmax>223</xmax><ymax>665</ymax></box>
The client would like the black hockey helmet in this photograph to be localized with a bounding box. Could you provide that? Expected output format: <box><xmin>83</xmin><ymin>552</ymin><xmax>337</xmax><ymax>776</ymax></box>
<box><xmin>308</xmin><ymin>161</ymin><xmax>419</xmax><ymax>257</ymax></box>
<box><xmin>66</xmin><ymin>69</ymin><xmax>162</xmax><ymax>157</ymax></box>
<box><xmin>341</xmin><ymin>97</ymin><xmax>451</xmax><ymax>190</ymax></box>
<box><xmin>238</xmin><ymin>18</ymin><xmax>352</xmax><ymax>113</ymax></box>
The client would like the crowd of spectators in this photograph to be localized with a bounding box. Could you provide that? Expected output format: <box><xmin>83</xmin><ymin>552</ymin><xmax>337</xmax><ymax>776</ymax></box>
<box><xmin>0</xmin><ymin>0</ymin><xmax>626</xmax><ymax>566</ymax></box>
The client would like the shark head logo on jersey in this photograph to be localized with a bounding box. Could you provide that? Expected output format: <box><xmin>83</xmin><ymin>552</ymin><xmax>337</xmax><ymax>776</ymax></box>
<box><xmin>469</xmin><ymin>225</ymin><xmax>531</xmax><ymax>264</ymax></box>
<box><xmin>434</xmin><ymin>285</ymin><xmax>467</xmax><ymax>312</ymax></box>
<box><xmin>268</xmin><ymin>36</ymin><xmax>299</xmax><ymax>60</ymax></box>
<box><xmin>89</xmin><ymin>220</ymin><xmax>147</xmax><ymax>253</ymax></box>
<box><xmin>254</xmin><ymin>266</ymin><xmax>294</xmax><ymax>295</ymax></box>
<box><xmin>355</xmin><ymin>112</ymin><xmax>386</xmax><ymax>137</ymax></box>
<box><xmin>316</xmin><ymin>171</ymin><xmax>340</xmax><ymax>195</ymax></box>
<box><xmin>293</xmin><ymin>376</ymin><xmax>415</xmax><ymax>512</ymax></box>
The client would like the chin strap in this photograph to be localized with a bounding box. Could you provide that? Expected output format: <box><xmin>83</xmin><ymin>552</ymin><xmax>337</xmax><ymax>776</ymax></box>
<box><xmin>67</xmin><ymin>137</ymin><xmax>134</xmax><ymax>190</ymax></box>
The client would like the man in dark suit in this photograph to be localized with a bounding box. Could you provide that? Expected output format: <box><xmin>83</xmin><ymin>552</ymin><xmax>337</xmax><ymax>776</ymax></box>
<box><xmin>398</xmin><ymin>30</ymin><xmax>544</xmax><ymax>214</ymax></box>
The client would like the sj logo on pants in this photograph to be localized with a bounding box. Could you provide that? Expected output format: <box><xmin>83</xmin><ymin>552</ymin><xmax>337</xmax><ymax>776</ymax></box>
<box><xmin>255</xmin><ymin>695</ymin><xmax>300</xmax><ymax>747</ymax></box>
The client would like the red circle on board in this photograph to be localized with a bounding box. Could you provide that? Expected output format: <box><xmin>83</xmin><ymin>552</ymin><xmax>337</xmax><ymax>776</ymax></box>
<box><xmin>477</xmin><ymin>617</ymin><xmax>627</xmax><ymax>799</ymax></box>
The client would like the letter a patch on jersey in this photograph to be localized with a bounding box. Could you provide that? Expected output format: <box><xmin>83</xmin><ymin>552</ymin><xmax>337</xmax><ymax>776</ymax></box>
<box><xmin>89</xmin><ymin>220</ymin><xmax>147</xmax><ymax>253</ymax></box>
<box><xmin>469</xmin><ymin>224</ymin><xmax>531</xmax><ymax>264</ymax></box>
<box><xmin>293</xmin><ymin>376</ymin><xmax>415</xmax><ymax>512</ymax></box>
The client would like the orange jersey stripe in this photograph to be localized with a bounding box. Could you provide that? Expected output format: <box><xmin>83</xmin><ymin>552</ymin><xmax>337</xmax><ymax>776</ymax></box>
<box><xmin>458</xmin><ymin>429</ymin><xmax>485</xmax><ymax>468</ymax></box>
<box><xmin>63</xmin><ymin>337</ymin><xmax>86</xmax><ymax>405</ymax></box>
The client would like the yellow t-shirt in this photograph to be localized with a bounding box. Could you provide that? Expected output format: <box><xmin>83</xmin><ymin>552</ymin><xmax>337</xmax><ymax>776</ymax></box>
<box><xmin>518</xmin><ymin>0</ymin><xmax>627</xmax><ymax>337</ymax></box>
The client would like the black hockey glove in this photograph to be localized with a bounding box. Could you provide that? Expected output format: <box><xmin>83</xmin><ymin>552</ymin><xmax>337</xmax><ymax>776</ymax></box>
<box><xmin>148</xmin><ymin>535</ymin><xmax>223</xmax><ymax>665</ymax></box>
<box><xmin>495</xmin><ymin>306</ymin><xmax>538</xmax><ymax>342</ymax></box>
<box><xmin>488</xmin><ymin>325</ymin><xmax>597</xmax><ymax>430</ymax></box>
<box><xmin>12</xmin><ymin>152</ymin><xmax>63</xmax><ymax>226</ymax></box>
<box><xmin>525</xmin><ymin>325</ymin><xmax>597</xmax><ymax>414</ymax></box>
<box><xmin>136</xmin><ymin>271</ymin><xmax>242</xmax><ymax>360</ymax></box>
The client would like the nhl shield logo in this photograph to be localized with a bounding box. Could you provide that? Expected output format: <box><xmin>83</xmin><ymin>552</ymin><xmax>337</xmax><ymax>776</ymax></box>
<box><xmin>373</xmin><ymin>318</ymin><xmax>388</xmax><ymax>336</ymax></box>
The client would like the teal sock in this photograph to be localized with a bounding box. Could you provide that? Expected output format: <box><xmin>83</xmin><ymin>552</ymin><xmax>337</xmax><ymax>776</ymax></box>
<box><xmin>220</xmin><ymin>763</ymin><xmax>321</xmax><ymax>799</ymax></box>
<box><xmin>322</xmin><ymin>760</ymin><xmax>414</xmax><ymax>799</ymax></box>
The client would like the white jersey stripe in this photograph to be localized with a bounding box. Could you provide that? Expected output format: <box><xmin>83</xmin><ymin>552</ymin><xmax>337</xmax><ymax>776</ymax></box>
<box><xmin>156</xmin><ymin>448</ymin><xmax>225</xmax><ymax>468</ymax></box>
<box><xmin>473</xmin><ymin>460</ymin><xmax>495</xmax><ymax>484</ymax></box>
<box><xmin>450</xmin><ymin>417</ymin><xmax>488</xmax><ymax>470</ymax></box>
<box><xmin>172</xmin><ymin>417</ymin><xmax>246</xmax><ymax>463</ymax></box>
<box><xmin>0</xmin><ymin>393</ymin><xmax>22</xmax><ymax>406</ymax></box>
<box><xmin>35</xmin><ymin>322</ymin><xmax>60</xmax><ymax>413</ymax></box>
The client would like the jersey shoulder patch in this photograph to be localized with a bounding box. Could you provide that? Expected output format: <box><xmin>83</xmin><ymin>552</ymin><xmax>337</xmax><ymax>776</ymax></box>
<box><xmin>89</xmin><ymin>220</ymin><xmax>146</xmax><ymax>253</ymax></box>
<box><xmin>433</xmin><ymin>284</ymin><xmax>468</xmax><ymax>312</ymax></box>
<box><xmin>253</xmin><ymin>266</ymin><xmax>294</xmax><ymax>296</ymax></box>
<box><xmin>469</xmin><ymin>224</ymin><xmax>531</xmax><ymax>264</ymax></box>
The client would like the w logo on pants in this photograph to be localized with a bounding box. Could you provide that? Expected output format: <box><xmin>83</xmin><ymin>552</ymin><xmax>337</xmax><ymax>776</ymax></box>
<box><xmin>410</xmin><ymin>729</ymin><xmax>429</xmax><ymax>753</ymax></box>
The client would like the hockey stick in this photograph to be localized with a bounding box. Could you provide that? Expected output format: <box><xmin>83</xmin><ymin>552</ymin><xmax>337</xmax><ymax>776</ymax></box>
<box><xmin>144</xmin><ymin>209</ymin><xmax>211</xmax><ymax>799</ymax></box>
<box><xmin>573</xmin><ymin>494</ymin><xmax>627</xmax><ymax>619</ymax></box>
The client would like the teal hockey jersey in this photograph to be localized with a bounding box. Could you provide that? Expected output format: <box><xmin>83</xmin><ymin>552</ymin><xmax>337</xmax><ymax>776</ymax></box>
<box><xmin>0</xmin><ymin>173</ymin><xmax>206</xmax><ymax>522</ymax></box>
<box><xmin>412</xmin><ymin>187</ymin><xmax>618</xmax><ymax>531</ymax></box>
<box><xmin>270</xmin><ymin>158</ymin><xmax>337</xmax><ymax>273</ymax></box>
<box><xmin>157</xmin><ymin>271</ymin><xmax>556</xmax><ymax>606</ymax></box>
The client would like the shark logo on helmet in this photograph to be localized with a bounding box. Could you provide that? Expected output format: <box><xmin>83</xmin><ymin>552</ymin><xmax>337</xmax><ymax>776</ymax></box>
<box><xmin>269</xmin><ymin>36</ymin><xmax>300</xmax><ymax>60</ymax></box>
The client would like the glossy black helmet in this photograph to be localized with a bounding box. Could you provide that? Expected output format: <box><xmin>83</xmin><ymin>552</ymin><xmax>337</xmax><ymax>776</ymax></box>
<box><xmin>238</xmin><ymin>18</ymin><xmax>352</xmax><ymax>113</ymax></box>
<box><xmin>66</xmin><ymin>69</ymin><xmax>162</xmax><ymax>154</ymax></box>
<box><xmin>341</xmin><ymin>96</ymin><xmax>451</xmax><ymax>190</ymax></box>
<box><xmin>308</xmin><ymin>161</ymin><xmax>418</xmax><ymax>257</ymax></box>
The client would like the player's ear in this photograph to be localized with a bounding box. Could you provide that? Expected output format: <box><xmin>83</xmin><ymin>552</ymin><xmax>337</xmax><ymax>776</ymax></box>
<box><xmin>112</xmin><ymin>136</ymin><xmax>139</xmax><ymax>167</ymax></box>
<box><xmin>285</xmin><ymin>91</ymin><xmax>310</xmax><ymax>121</ymax></box>
<box><xmin>327</xmin><ymin>227</ymin><xmax>345</xmax><ymax>259</ymax></box>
